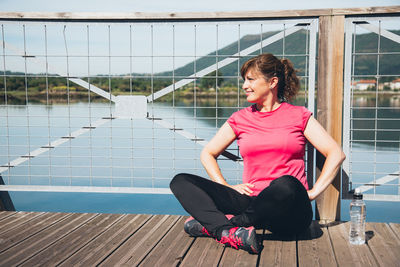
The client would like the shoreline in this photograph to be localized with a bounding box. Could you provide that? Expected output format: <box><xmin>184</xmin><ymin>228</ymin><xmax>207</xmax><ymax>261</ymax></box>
<box><xmin>1</xmin><ymin>89</ymin><xmax>399</xmax><ymax>105</ymax></box>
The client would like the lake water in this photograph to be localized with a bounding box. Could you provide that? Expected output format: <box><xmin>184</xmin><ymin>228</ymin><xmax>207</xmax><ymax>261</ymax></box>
<box><xmin>1</xmin><ymin>95</ymin><xmax>399</xmax><ymax>223</ymax></box>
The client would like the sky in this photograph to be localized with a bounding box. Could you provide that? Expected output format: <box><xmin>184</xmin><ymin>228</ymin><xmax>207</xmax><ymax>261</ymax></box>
<box><xmin>1</xmin><ymin>0</ymin><xmax>399</xmax><ymax>13</ymax></box>
<box><xmin>1</xmin><ymin>0</ymin><xmax>399</xmax><ymax>75</ymax></box>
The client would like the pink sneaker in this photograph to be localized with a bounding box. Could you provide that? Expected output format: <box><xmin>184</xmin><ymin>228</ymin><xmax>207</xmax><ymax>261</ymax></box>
<box><xmin>184</xmin><ymin>217</ymin><xmax>212</xmax><ymax>237</ymax></box>
<box><xmin>218</xmin><ymin>226</ymin><xmax>261</xmax><ymax>254</ymax></box>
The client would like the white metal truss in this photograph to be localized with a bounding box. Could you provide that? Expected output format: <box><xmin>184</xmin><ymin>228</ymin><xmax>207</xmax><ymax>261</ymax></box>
<box><xmin>0</xmin><ymin>20</ymin><xmax>317</xmax><ymax>193</ymax></box>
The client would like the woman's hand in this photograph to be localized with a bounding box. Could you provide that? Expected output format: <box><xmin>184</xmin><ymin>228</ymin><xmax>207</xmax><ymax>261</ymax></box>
<box><xmin>304</xmin><ymin>117</ymin><xmax>346</xmax><ymax>200</ymax></box>
<box><xmin>201</xmin><ymin>122</ymin><xmax>238</xmax><ymax>187</ymax></box>
<box><xmin>229</xmin><ymin>183</ymin><xmax>255</xmax><ymax>196</ymax></box>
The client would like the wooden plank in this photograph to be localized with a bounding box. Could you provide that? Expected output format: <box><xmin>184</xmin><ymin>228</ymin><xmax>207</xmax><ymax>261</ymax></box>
<box><xmin>0</xmin><ymin>213</ymin><xmax>96</xmax><ymax>266</ymax></box>
<box><xmin>19</xmin><ymin>213</ymin><xmax>123</xmax><ymax>266</ymax></box>
<box><xmin>0</xmin><ymin>212</ymin><xmax>69</xmax><ymax>253</ymax></box>
<box><xmin>139</xmin><ymin>216</ymin><xmax>195</xmax><ymax>267</ymax></box>
<box><xmin>0</xmin><ymin>211</ymin><xmax>15</xmax><ymax>220</ymax></box>
<box><xmin>0</xmin><ymin>211</ymin><xmax>44</xmax><ymax>235</ymax></box>
<box><xmin>259</xmin><ymin>230</ymin><xmax>297</xmax><ymax>266</ymax></box>
<box><xmin>99</xmin><ymin>214</ymin><xmax>179</xmax><ymax>266</ymax></box>
<box><xmin>219</xmin><ymin>243</ymin><xmax>259</xmax><ymax>266</ymax></box>
<box><xmin>59</xmin><ymin>214</ymin><xmax>151</xmax><ymax>266</ymax></box>
<box><xmin>389</xmin><ymin>223</ymin><xmax>400</xmax><ymax>241</ymax></box>
<box><xmin>366</xmin><ymin>222</ymin><xmax>400</xmax><ymax>267</ymax></box>
<box><xmin>297</xmin><ymin>221</ymin><xmax>337</xmax><ymax>266</ymax></box>
<box><xmin>0</xmin><ymin>211</ymin><xmax>398</xmax><ymax>267</ymax></box>
<box><xmin>330</xmin><ymin>6</ymin><xmax>400</xmax><ymax>15</ymax></box>
<box><xmin>0</xmin><ymin>6</ymin><xmax>399</xmax><ymax>20</ymax></box>
<box><xmin>180</xmin><ymin>237</ymin><xmax>224</xmax><ymax>267</ymax></box>
<box><xmin>327</xmin><ymin>222</ymin><xmax>378</xmax><ymax>266</ymax></box>
<box><xmin>315</xmin><ymin>14</ymin><xmax>345</xmax><ymax>223</ymax></box>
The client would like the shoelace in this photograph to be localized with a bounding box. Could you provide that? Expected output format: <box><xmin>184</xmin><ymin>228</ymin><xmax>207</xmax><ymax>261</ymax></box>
<box><xmin>201</xmin><ymin>227</ymin><xmax>211</xmax><ymax>236</ymax></box>
<box><xmin>218</xmin><ymin>227</ymin><xmax>244</xmax><ymax>249</ymax></box>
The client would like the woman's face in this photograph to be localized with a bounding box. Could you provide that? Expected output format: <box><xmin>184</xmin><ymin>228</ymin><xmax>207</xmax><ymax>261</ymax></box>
<box><xmin>242</xmin><ymin>68</ymin><xmax>275</xmax><ymax>104</ymax></box>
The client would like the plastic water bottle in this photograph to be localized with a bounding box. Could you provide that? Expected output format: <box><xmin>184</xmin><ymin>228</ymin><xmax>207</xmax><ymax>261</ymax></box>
<box><xmin>349</xmin><ymin>188</ymin><xmax>366</xmax><ymax>245</ymax></box>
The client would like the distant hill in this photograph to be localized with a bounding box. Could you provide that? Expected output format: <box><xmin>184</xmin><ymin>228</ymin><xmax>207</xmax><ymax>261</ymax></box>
<box><xmin>157</xmin><ymin>30</ymin><xmax>309</xmax><ymax>78</ymax></box>
<box><xmin>2</xmin><ymin>29</ymin><xmax>399</xmax><ymax>101</ymax></box>
<box><xmin>350</xmin><ymin>30</ymin><xmax>400</xmax><ymax>79</ymax></box>
<box><xmin>157</xmin><ymin>29</ymin><xmax>400</xmax><ymax>81</ymax></box>
<box><xmin>3</xmin><ymin>29</ymin><xmax>399</xmax><ymax>79</ymax></box>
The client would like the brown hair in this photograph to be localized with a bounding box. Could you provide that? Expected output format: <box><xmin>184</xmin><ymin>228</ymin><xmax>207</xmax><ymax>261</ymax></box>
<box><xmin>240</xmin><ymin>53</ymin><xmax>300</xmax><ymax>102</ymax></box>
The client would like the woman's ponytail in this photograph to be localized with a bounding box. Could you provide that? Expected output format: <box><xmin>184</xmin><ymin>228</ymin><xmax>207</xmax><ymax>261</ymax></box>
<box><xmin>279</xmin><ymin>58</ymin><xmax>300</xmax><ymax>102</ymax></box>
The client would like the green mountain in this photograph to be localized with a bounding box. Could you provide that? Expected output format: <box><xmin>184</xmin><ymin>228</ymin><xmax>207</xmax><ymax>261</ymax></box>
<box><xmin>351</xmin><ymin>30</ymin><xmax>400</xmax><ymax>80</ymax></box>
<box><xmin>158</xmin><ymin>29</ymin><xmax>400</xmax><ymax>81</ymax></box>
<box><xmin>158</xmin><ymin>29</ymin><xmax>310</xmax><ymax>78</ymax></box>
<box><xmin>2</xmin><ymin>29</ymin><xmax>399</xmax><ymax>103</ymax></box>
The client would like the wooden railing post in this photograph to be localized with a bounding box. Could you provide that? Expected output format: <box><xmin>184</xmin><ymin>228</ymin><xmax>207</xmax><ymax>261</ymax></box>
<box><xmin>315</xmin><ymin>15</ymin><xmax>345</xmax><ymax>223</ymax></box>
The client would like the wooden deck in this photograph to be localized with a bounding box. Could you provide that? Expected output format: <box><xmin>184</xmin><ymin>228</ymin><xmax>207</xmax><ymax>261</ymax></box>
<box><xmin>0</xmin><ymin>212</ymin><xmax>399</xmax><ymax>266</ymax></box>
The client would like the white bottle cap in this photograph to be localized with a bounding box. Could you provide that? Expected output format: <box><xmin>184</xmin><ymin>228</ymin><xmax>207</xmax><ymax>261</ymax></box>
<box><xmin>353</xmin><ymin>188</ymin><xmax>363</xmax><ymax>199</ymax></box>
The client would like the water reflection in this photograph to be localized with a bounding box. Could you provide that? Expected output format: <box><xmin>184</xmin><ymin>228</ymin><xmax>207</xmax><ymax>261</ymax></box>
<box><xmin>156</xmin><ymin>94</ymin><xmax>399</xmax><ymax>149</ymax></box>
<box><xmin>351</xmin><ymin>94</ymin><xmax>400</xmax><ymax>149</ymax></box>
<box><xmin>157</xmin><ymin>95</ymin><xmax>307</xmax><ymax>127</ymax></box>
<box><xmin>1</xmin><ymin>94</ymin><xmax>399</xmax><ymax>194</ymax></box>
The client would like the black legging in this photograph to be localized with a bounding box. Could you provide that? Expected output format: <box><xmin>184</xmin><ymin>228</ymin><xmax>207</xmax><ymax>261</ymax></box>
<box><xmin>170</xmin><ymin>173</ymin><xmax>312</xmax><ymax>238</ymax></box>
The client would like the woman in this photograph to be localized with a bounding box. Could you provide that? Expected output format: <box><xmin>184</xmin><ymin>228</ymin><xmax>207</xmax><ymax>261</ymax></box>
<box><xmin>170</xmin><ymin>53</ymin><xmax>345</xmax><ymax>254</ymax></box>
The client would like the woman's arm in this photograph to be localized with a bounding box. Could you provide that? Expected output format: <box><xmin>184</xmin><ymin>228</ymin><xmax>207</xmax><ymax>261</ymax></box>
<box><xmin>304</xmin><ymin>117</ymin><xmax>346</xmax><ymax>201</ymax></box>
<box><xmin>201</xmin><ymin>122</ymin><xmax>254</xmax><ymax>195</ymax></box>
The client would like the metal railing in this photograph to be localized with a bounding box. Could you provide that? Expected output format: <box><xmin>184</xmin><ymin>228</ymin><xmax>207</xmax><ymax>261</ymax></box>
<box><xmin>0</xmin><ymin>7</ymin><xmax>399</xmax><ymax>205</ymax></box>
<box><xmin>0</xmin><ymin>16</ymin><xmax>317</xmax><ymax>194</ymax></box>
<box><xmin>343</xmin><ymin>16</ymin><xmax>400</xmax><ymax>201</ymax></box>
